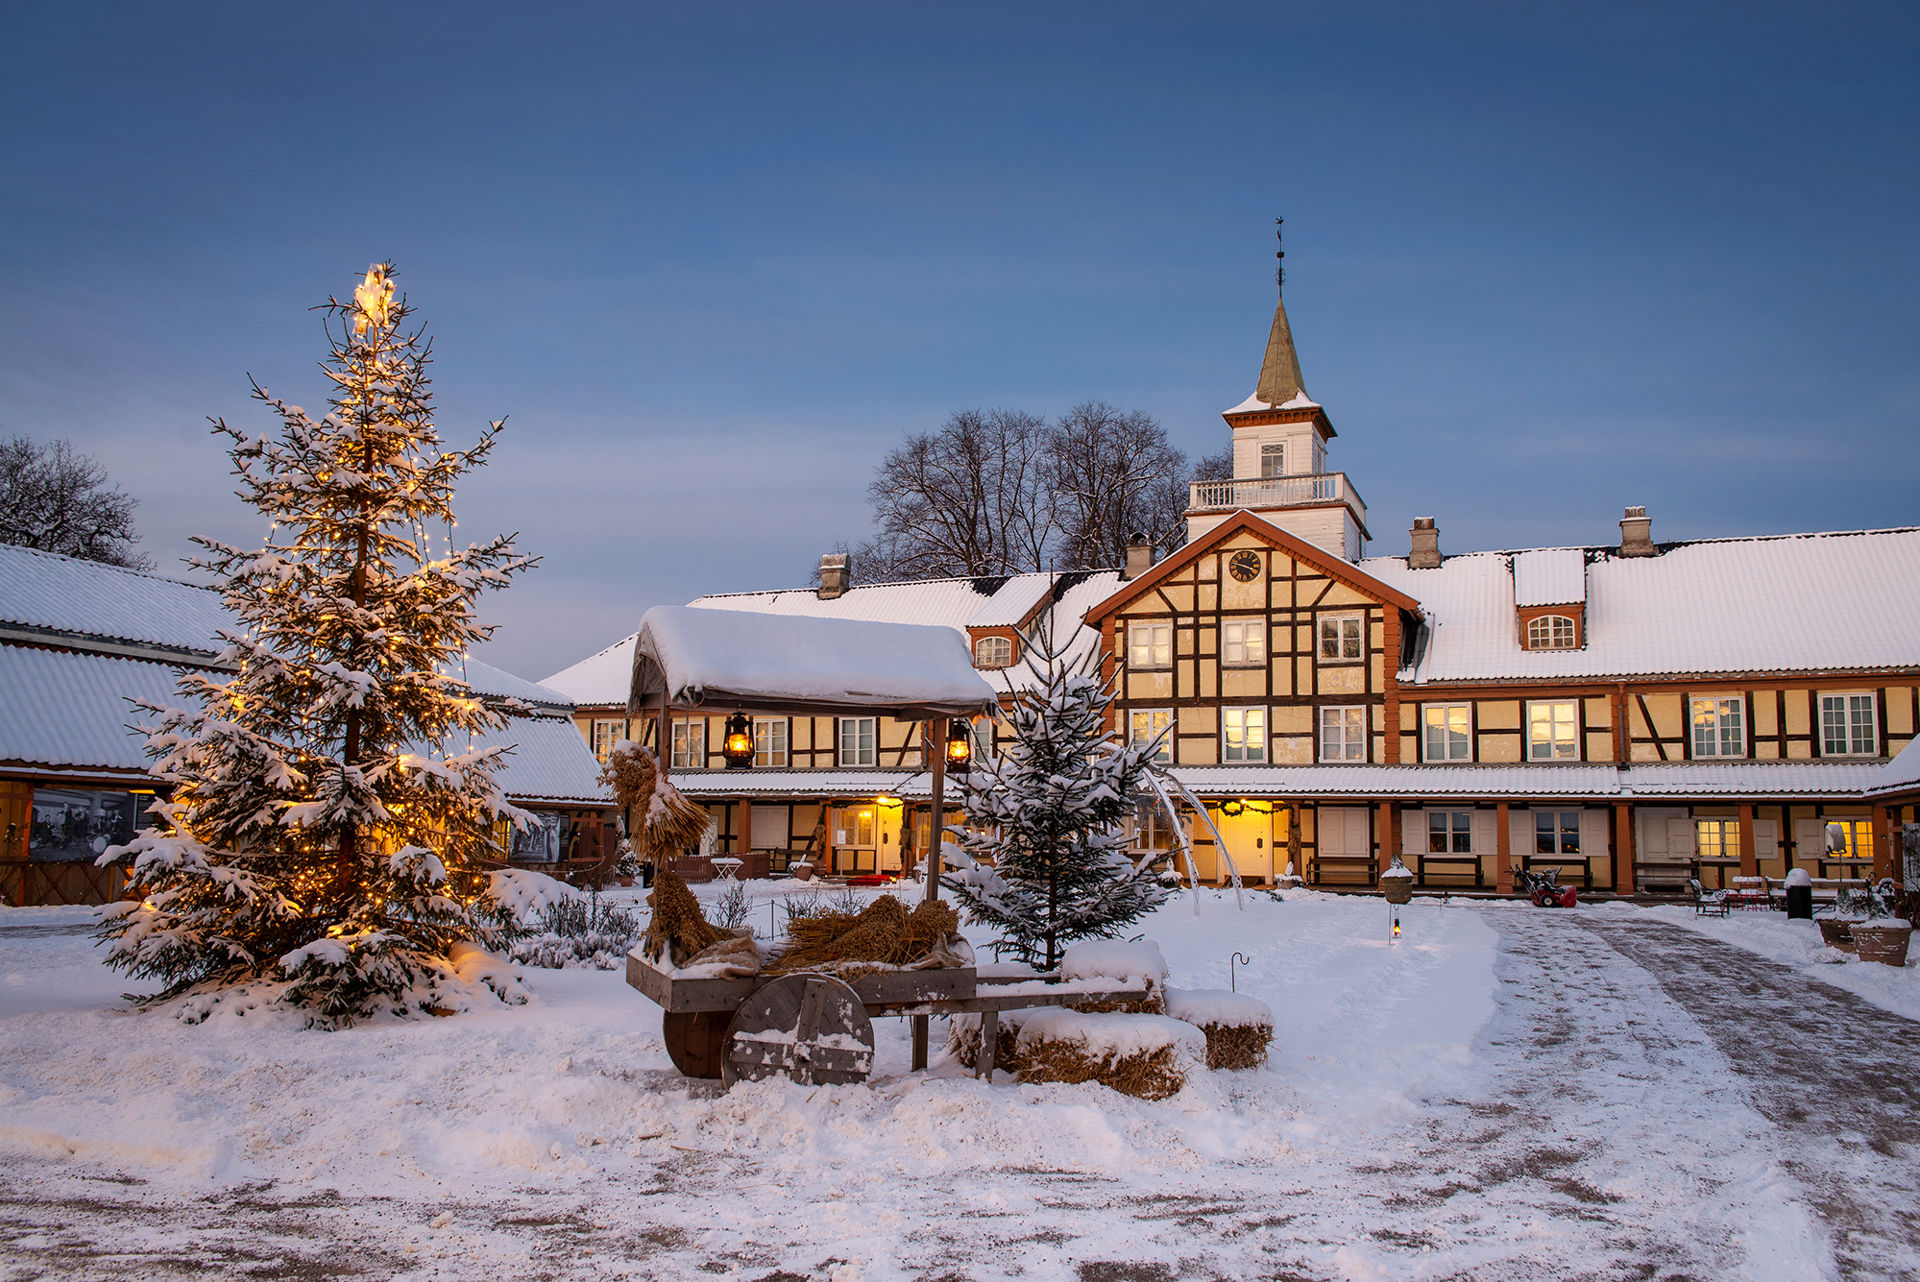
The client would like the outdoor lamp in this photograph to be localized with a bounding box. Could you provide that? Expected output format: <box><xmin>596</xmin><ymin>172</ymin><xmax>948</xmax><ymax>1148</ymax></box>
<box><xmin>945</xmin><ymin>719</ymin><xmax>973</xmax><ymax>770</ymax></box>
<box><xmin>722</xmin><ymin>712</ymin><xmax>754</xmax><ymax>768</ymax></box>
<box><xmin>1221</xmin><ymin>799</ymin><xmax>1245</xmax><ymax>817</ymax></box>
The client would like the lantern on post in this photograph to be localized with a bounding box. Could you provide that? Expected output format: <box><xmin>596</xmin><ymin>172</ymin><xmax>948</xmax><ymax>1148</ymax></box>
<box><xmin>721</xmin><ymin>712</ymin><xmax>754</xmax><ymax>769</ymax></box>
<box><xmin>944</xmin><ymin>718</ymin><xmax>973</xmax><ymax>772</ymax></box>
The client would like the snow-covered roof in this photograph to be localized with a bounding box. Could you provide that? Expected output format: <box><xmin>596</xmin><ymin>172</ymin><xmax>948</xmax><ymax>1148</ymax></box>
<box><xmin>1868</xmin><ymin>738</ymin><xmax>1920</xmax><ymax>799</ymax></box>
<box><xmin>461</xmin><ymin>656</ymin><xmax>573</xmax><ymax>712</ymax></box>
<box><xmin>0</xmin><ymin>646</ymin><xmax>178</xmax><ymax>776</ymax></box>
<box><xmin>1364</xmin><ymin>527</ymin><xmax>1920</xmax><ymax>683</ymax></box>
<box><xmin>545</xmin><ymin>569</ymin><xmax>1123</xmax><ymax>708</ymax></box>
<box><xmin>1511</xmin><ymin>547</ymin><xmax>1586</xmax><ymax>607</ymax></box>
<box><xmin>1620</xmin><ymin>762</ymin><xmax>1887</xmax><ymax>798</ymax></box>
<box><xmin>1171</xmin><ymin>765</ymin><xmax>1623</xmax><ymax>799</ymax></box>
<box><xmin>669</xmin><ymin>769</ymin><xmax>923</xmax><ymax>799</ymax></box>
<box><xmin>633</xmin><ymin>605</ymin><xmax>998</xmax><ymax>718</ymax></box>
<box><xmin>1222</xmin><ymin>389</ymin><xmax>1320</xmax><ymax>416</ymax></box>
<box><xmin>462</xmin><ymin>714</ymin><xmax>610</xmax><ymax>806</ymax></box>
<box><xmin>0</xmin><ymin>543</ymin><xmax>227</xmax><ymax>655</ymax></box>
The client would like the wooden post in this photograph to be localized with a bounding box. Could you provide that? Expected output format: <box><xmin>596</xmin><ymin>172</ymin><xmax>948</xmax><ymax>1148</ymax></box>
<box><xmin>1384</xmin><ymin>802</ymin><xmax>1401</xmax><ymax>885</ymax></box>
<box><xmin>1738</xmin><ymin>803</ymin><xmax>1758</xmax><ymax>880</ymax></box>
<box><xmin>1873</xmin><ymin>804</ymin><xmax>1894</xmax><ymax>881</ymax></box>
<box><xmin>1495</xmin><ymin>801</ymin><xmax>1512</xmax><ymax>895</ymax></box>
<box><xmin>1614</xmin><ymin>802</ymin><xmax>1636</xmax><ymax>896</ymax></box>
<box><xmin>911</xmin><ymin>717</ymin><xmax>950</xmax><ymax>1073</ymax></box>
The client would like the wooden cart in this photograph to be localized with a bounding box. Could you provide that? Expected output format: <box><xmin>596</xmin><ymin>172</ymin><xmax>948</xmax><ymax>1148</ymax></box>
<box><xmin>626</xmin><ymin>951</ymin><xmax>1147</xmax><ymax>1087</ymax></box>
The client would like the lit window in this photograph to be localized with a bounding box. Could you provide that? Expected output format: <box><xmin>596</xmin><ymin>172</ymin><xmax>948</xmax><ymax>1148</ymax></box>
<box><xmin>973</xmin><ymin>635</ymin><xmax>1013</xmax><ymax>669</ymax></box>
<box><xmin>1526</xmin><ymin>615</ymin><xmax>1577</xmax><ymax>650</ymax></box>
<box><xmin>1689</xmin><ymin>696</ymin><xmax>1745</xmax><ymax>759</ymax></box>
<box><xmin>589</xmin><ymin>718</ymin><xmax>626</xmax><ymax>763</ymax></box>
<box><xmin>1222</xmin><ymin>707</ymin><xmax>1267</xmax><ymax>763</ymax></box>
<box><xmin>1428</xmin><ymin>810</ymin><xmax>1472</xmax><ymax>854</ymax></box>
<box><xmin>1221</xmin><ymin>619</ymin><xmax>1264</xmax><ymax>667</ymax></box>
<box><xmin>1537</xmin><ymin>811</ymin><xmax>1582</xmax><ymax>856</ymax></box>
<box><xmin>1318</xmin><ymin>613</ymin><xmax>1364</xmax><ymax>662</ymax></box>
<box><xmin>1130</xmin><ymin>708</ymin><xmax>1173</xmax><ymax>764</ymax></box>
<box><xmin>670</xmin><ymin>719</ymin><xmax>706</xmax><ymax>770</ymax></box>
<box><xmin>1526</xmin><ymin>700</ymin><xmax>1579</xmax><ymax>761</ymax></box>
<box><xmin>1319</xmin><ymin>706</ymin><xmax>1366</xmax><ymax>763</ymax></box>
<box><xmin>838</xmin><ymin>717</ymin><xmax>877</xmax><ymax>767</ymax></box>
<box><xmin>1422</xmin><ymin>704</ymin><xmax>1472</xmax><ymax>763</ymax></box>
<box><xmin>1694</xmin><ymin>818</ymin><xmax>1738</xmax><ymax>862</ymax></box>
<box><xmin>753</xmin><ymin>718</ymin><xmax>788</xmax><ymax>768</ymax></box>
<box><xmin>1128</xmin><ymin>621</ymin><xmax>1172</xmax><ymax>669</ymax></box>
<box><xmin>1822</xmin><ymin>818</ymin><xmax>1873</xmax><ymax>860</ymax></box>
<box><xmin>1819</xmin><ymin>693</ymin><xmax>1877</xmax><ymax>756</ymax></box>
<box><xmin>1260</xmin><ymin>443</ymin><xmax>1286</xmax><ymax>478</ymax></box>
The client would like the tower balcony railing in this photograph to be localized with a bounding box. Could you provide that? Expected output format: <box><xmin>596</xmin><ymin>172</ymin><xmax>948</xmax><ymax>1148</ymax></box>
<box><xmin>1187</xmin><ymin>472</ymin><xmax>1367</xmax><ymax>523</ymax></box>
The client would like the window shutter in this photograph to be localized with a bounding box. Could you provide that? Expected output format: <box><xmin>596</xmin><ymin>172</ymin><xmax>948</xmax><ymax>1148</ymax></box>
<box><xmin>1470</xmin><ymin>809</ymin><xmax>1498</xmax><ymax>856</ymax></box>
<box><xmin>1402</xmin><ymin>808</ymin><xmax>1424</xmax><ymax>857</ymax></box>
<box><xmin>1666</xmin><ymin>818</ymin><xmax>1698</xmax><ymax>859</ymax></box>
<box><xmin>750</xmin><ymin>805</ymin><xmax>789</xmax><ymax>851</ymax></box>
<box><xmin>1792</xmin><ymin>819</ymin><xmax>1826</xmax><ymax>865</ymax></box>
<box><xmin>1579</xmin><ymin>809</ymin><xmax>1610</xmax><ymax>863</ymax></box>
<box><xmin>1754</xmin><ymin>818</ymin><xmax>1780</xmax><ymax>863</ymax></box>
<box><xmin>1509</xmin><ymin>807</ymin><xmax>1532</xmax><ymax>858</ymax></box>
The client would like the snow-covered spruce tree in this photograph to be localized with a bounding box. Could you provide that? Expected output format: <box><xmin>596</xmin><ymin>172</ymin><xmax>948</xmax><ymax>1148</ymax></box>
<box><xmin>97</xmin><ymin>264</ymin><xmax>536</xmax><ymax>1028</ymax></box>
<box><xmin>945</xmin><ymin>614</ymin><xmax>1168</xmax><ymax>968</ymax></box>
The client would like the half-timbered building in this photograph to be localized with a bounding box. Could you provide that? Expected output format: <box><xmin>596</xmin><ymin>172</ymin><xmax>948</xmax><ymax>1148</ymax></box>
<box><xmin>544</xmin><ymin>257</ymin><xmax>1920</xmax><ymax>892</ymax></box>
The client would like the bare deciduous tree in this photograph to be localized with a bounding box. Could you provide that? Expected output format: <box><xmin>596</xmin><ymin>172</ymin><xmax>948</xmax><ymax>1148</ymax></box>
<box><xmin>857</xmin><ymin>409</ymin><xmax>1054</xmax><ymax>579</ymax></box>
<box><xmin>1047</xmin><ymin>401</ymin><xmax>1189</xmax><ymax>571</ymax></box>
<box><xmin>0</xmin><ymin>435</ymin><xmax>152</xmax><ymax>569</ymax></box>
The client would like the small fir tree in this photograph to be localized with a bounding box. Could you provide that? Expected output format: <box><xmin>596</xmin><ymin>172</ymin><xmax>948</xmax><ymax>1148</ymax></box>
<box><xmin>98</xmin><ymin>264</ymin><xmax>536</xmax><ymax>1027</ymax></box>
<box><xmin>945</xmin><ymin>615</ymin><xmax>1168</xmax><ymax>968</ymax></box>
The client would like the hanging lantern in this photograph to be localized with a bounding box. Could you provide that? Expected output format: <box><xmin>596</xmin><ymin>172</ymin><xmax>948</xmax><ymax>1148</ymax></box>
<box><xmin>944</xmin><ymin>719</ymin><xmax>973</xmax><ymax>771</ymax></box>
<box><xmin>721</xmin><ymin>712</ymin><xmax>754</xmax><ymax>769</ymax></box>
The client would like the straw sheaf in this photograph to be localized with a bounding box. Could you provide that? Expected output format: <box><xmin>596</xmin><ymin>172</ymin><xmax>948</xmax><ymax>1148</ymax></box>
<box><xmin>601</xmin><ymin>744</ymin><xmax>710</xmax><ymax>861</ymax></box>
<box><xmin>639</xmin><ymin>868</ymin><xmax>728</xmax><ymax>965</ymax></box>
<box><xmin>769</xmin><ymin>895</ymin><xmax>960</xmax><ymax>974</ymax></box>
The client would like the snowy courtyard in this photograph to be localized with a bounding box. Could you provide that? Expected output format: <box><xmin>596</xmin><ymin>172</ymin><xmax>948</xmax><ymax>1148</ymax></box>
<box><xmin>1</xmin><ymin>889</ymin><xmax>1916</xmax><ymax>1282</ymax></box>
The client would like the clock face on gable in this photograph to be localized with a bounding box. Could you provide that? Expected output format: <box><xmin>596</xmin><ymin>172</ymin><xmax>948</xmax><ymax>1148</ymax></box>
<box><xmin>1228</xmin><ymin>550</ymin><xmax>1262</xmax><ymax>583</ymax></box>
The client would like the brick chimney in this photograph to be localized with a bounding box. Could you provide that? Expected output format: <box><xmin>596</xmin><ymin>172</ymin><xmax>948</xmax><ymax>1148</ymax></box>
<box><xmin>1408</xmin><ymin>517</ymin><xmax>1442</xmax><ymax>569</ymax></box>
<box><xmin>817</xmin><ymin>552</ymin><xmax>852</xmax><ymax>599</ymax></box>
<box><xmin>1122</xmin><ymin>533</ymin><xmax>1153</xmax><ymax>581</ymax></box>
<box><xmin>1618</xmin><ymin>506</ymin><xmax>1656</xmax><ymax>557</ymax></box>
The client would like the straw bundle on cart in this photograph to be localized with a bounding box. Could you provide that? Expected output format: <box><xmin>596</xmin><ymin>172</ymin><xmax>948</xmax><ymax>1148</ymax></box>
<box><xmin>768</xmin><ymin>895</ymin><xmax>962</xmax><ymax>973</ymax></box>
<box><xmin>638</xmin><ymin>868</ymin><xmax>729</xmax><ymax>966</ymax></box>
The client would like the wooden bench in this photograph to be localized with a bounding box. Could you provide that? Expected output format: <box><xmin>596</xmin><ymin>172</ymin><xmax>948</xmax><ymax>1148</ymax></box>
<box><xmin>1416</xmin><ymin>855</ymin><xmax>1485</xmax><ymax>889</ymax></box>
<box><xmin>1311</xmin><ymin>856</ymin><xmax>1376</xmax><ymax>886</ymax></box>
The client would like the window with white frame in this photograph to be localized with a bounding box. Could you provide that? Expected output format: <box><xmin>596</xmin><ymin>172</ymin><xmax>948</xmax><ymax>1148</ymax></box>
<box><xmin>1536</xmin><ymin>811</ymin><xmax>1582</xmax><ymax>856</ymax></box>
<box><xmin>973</xmin><ymin>635</ymin><xmax>1012</xmax><ymax>669</ymax></box>
<box><xmin>1526</xmin><ymin>700</ymin><xmax>1580</xmax><ymax>761</ymax></box>
<box><xmin>589</xmin><ymin>717</ymin><xmax>626</xmax><ymax>763</ymax></box>
<box><xmin>1428</xmin><ymin>810</ymin><xmax>1472</xmax><ymax>854</ymax></box>
<box><xmin>1128</xmin><ymin>620</ymin><xmax>1172</xmax><ymax>669</ymax></box>
<box><xmin>1221</xmin><ymin>619</ymin><xmax>1264</xmax><ymax>667</ymax></box>
<box><xmin>1422</xmin><ymin>704</ymin><xmax>1472</xmax><ymax>763</ymax></box>
<box><xmin>1823</xmin><ymin>818</ymin><xmax>1873</xmax><ymax>860</ymax></box>
<box><xmin>838</xmin><ymin>716</ymin><xmax>877</xmax><ymax>767</ymax></box>
<box><xmin>1819</xmin><ymin>693</ymin><xmax>1877</xmax><ymax>757</ymax></box>
<box><xmin>1694</xmin><ymin>818</ymin><xmax>1738</xmax><ymax>862</ymax></box>
<box><xmin>1259</xmin><ymin>443</ymin><xmax>1286</xmax><ymax>478</ymax></box>
<box><xmin>1525</xmin><ymin>614</ymin><xmax>1577</xmax><ymax>650</ymax></box>
<box><xmin>1222</xmin><ymin>707</ymin><xmax>1266</xmax><ymax>763</ymax></box>
<box><xmin>1317</xmin><ymin>613</ymin><xmax>1364</xmax><ymax>662</ymax></box>
<box><xmin>670</xmin><ymin>718</ymin><xmax>706</xmax><ymax>770</ymax></box>
<box><xmin>1130</xmin><ymin>708</ymin><xmax>1173</xmax><ymax>764</ymax></box>
<box><xmin>1690</xmin><ymin>695</ymin><xmax>1745</xmax><ymax>759</ymax></box>
<box><xmin>753</xmin><ymin>717</ymin><xmax>788</xmax><ymax>768</ymax></box>
<box><xmin>1319</xmin><ymin>705</ymin><xmax>1366</xmax><ymax>762</ymax></box>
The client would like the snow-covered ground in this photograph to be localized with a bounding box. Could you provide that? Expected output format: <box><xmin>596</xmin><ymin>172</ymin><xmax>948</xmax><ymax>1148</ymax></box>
<box><xmin>0</xmin><ymin>888</ymin><xmax>1914</xmax><ymax>1280</ymax></box>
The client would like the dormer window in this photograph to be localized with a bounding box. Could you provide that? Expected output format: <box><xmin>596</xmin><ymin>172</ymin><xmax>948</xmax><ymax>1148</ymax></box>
<box><xmin>1526</xmin><ymin>614</ymin><xmax>1577</xmax><ymax>650</ymax></box>
<box><xmin>973</xmin><ymin>635</ymin><xmax>1013</xmax><ymax>669</ymax></box>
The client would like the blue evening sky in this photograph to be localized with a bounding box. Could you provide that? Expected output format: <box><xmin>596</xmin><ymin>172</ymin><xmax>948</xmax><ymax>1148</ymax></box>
<box><xmin>2</xmin><ymin>3</ymin><xmax>1914</xmax><ymax>679</ymax></box>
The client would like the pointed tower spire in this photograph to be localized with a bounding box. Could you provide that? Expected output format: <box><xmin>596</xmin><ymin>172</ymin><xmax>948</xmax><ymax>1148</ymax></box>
<box><xmin>1254</xmin><ymin>217</ymin><xmax>1308</xmax><ymax>407</ymax></box>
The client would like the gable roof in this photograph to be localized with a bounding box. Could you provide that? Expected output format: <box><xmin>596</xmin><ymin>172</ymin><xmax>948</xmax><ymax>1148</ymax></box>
<box><xmin>1083</xmin><ymin>509</ymin><xmax>1422</xmax><ymax>625</ymax></box>
<box><xmin>1364</xmin><ymin>526</ymin><xmax>1920</xmax><ymax>683</ymax></box>
<box><xmin>0</xmin><ymin>543</ymin><xmax>228</xmax><ymax>657</ymax></box>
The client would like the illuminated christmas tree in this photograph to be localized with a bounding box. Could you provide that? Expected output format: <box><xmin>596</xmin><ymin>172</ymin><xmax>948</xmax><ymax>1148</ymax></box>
<box><xmin>98</xmin><ymin>265</ymin><xmax>536</xmax><ymax>1027</ymax></box>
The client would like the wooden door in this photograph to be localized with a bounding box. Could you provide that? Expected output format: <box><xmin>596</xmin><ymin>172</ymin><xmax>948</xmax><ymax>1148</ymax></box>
<box><xmin>0</xmin><ymin>782</ymin><xmax>28</xmax><ymax>907</ymax></box>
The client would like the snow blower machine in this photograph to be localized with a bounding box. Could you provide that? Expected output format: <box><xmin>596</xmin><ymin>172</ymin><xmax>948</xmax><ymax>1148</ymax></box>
<box><xmin>1514</xmin><ymin>865</ymin><xmax>1578</xmax><ymax>908</ymax></box>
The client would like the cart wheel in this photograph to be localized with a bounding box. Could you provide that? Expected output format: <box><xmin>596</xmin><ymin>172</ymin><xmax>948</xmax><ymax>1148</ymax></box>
<box><xmin>662</xmin><ymin>1010</ymin><xmax>731</xmax><ymax>1080</ymax></box>
<box><xmin>722</xmin><ymin>973</ymin><xmax>874</xmax><ymax>1088</ymax></box>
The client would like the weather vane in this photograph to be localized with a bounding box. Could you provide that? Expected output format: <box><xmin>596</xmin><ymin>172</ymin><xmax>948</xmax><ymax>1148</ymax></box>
<box><xmin>1275</xmin><ymin>216</ymin><xmax>1285</xmax><ymax>289</ymax></box>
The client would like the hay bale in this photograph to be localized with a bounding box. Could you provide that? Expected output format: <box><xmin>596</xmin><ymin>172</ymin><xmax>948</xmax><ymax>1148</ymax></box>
<box><xmin>638</xmin><ymin>868</ymin><xmax>728</xmax><ymax>966</ymax></box>
<box><xmin>1165</xmin><ymin>988</ymin><xmax>1274</xmax><ymax>1071</ymax></box>
<box><xmin>1060</xmin><ymin>939</ymin><xmax>1169</xmax><ymax>1014</ymax></box>
<box><xmin>1005</xmin><ymin>1009</ymin><xmax>1204</xmax><ymax>1100</ymax></box>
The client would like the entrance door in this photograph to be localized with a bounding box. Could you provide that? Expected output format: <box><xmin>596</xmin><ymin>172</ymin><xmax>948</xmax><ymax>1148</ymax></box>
<box><xmin>832</xmin><ymin>805</ymin><xmax>879</xmax><ymax>874</ymax></box>
<box><xmin>1214</xmin><ymin>805</ymin><xmax>1276</xmax><ymax>885</ymax></box>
